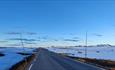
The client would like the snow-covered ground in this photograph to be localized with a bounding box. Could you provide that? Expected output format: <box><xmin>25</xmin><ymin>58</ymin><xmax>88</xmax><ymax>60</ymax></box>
<box><xmin>47</xmin><ymin>46</ymin><xmax>115</xmax><ymax>61</ymax></box>
<box><xmin>0</xmin><ymin>47</ymin><xmax>35</xmax><ymax>70</ymax></box>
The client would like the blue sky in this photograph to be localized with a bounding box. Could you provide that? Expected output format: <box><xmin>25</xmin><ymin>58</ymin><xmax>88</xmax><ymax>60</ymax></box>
<box><xmin>0</xmin><ymin>0</ymin><xmax>115</xmax><ymax>47</ymax></box>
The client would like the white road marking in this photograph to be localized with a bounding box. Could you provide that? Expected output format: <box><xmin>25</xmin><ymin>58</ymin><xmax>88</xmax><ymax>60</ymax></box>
<box><xmin>28</xmin><ymin>64</ymin><xmax>33</xmax><ymax>70</ymax></box>
<box><xmin>28</xmin><ymin>50</ymin><xmax>41</xmax><ymax>70</ymax></box>
<box><xmin>28</xmin><ymin>54</ymin><xmax>38</xmax><ymax>70</ymax></box>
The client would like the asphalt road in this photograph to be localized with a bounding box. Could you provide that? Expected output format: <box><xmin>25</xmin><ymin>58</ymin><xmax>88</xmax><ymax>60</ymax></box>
<box><xmin>29</xmin><ymin>48</ymin><xmax>103</xmax><ymax>70</ymax></box>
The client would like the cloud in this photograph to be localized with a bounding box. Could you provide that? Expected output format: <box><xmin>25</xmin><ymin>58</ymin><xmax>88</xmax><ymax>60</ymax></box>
<box><xmin>5</xmin><ymin>32</ymin><xmax>37</xmax><ymax>35</ymax></box>
<box><xmin>38</xmin><ymin>36</ymin><xmax>49</xmax><ymax>40</ymax></box>
<box><xmin>26</xmin><ymin>32</ymin><xmax>37</xmax><ymax>35</ymax></box>
<box><xmin>24</xmin><ymin>42</ymin><xmax>37</xmax><ymax>44</ymax></box>
<box><xmin>53</xmin><ymin>39</ymin><xmax>58</xmax><ymax>41</ymax></box>
<box><xmin>64</xmin><ymin>39</ymin><xmax>80</xmax><ymax>42</ymax></box>
<box><xmin>6</xmin><ymin>44</ymin><xmax>21</xmax><ymax>46</ymax></box>
<box><xmin>38</xmin><ymin>36</ymin><xmax>56</xmax><ymax>41</ymax></box>
<box><xmin>5</xmin><ymin>32</ymin><xmax>21</xmax><ymax>35</ymax></box>
<box><xmin>72</xmin><ymin>37</ymin><xmax>80</xmax><ymax>39</ymax></box>
<box><xmin>0</xmin><ymin>41</ymin><xmax>8</xmax><ymax>43</ymax></box>
<box><xmin>93</xmin><ymin>33</ymin><xmax>103</xmax><ymax>37</ymax></box>
<box><xmin>7</xmin><ymin>38</ymin><xmax>37</xmax><ymax>42</ymax></box>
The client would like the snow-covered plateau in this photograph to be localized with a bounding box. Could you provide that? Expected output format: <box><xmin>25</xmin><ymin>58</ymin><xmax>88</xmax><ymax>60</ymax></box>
<box><xmin>47</xmin><ymin>45</ymin><xmax>115</xmax><ymax>61</ymax></box>
<box><xmin>0</xmin><ymin>47</ymin><xmax>35</xmax><ymax>70</ymax></box>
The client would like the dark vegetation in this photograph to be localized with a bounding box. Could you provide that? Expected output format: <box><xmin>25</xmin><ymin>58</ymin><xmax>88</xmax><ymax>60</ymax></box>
<box><xmin>0</xmin><ymin>53</ymin><xmax>4</xmax><ymax>56</ymax></box>
<box><xmin>68</xmin><ymin>56</ymin><xmax>115</xmax><ymax>70</ymax></box>
<box><xmin>17</xmin><ymin>52</ymin><xmax>32</xmax><ymax>56</ymax></box>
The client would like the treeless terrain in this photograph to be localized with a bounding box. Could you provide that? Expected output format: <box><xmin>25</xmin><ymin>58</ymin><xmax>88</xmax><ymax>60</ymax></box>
<box><xmin>10</xmin><ymin>54</ymin><xmax>36</xmax><ymax>70</ymax></box>
<box><xmin>69</xmin><ymin>56</ymin><xmax>115</xmax><ymax>70</ymax></box>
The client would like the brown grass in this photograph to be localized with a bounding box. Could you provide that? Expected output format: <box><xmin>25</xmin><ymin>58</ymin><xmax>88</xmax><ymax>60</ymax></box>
<box><xmin>68</xmin><ymin>56</ymin><xmax>115</xmax><ymax>70</ymax></box>
<box><xmin>111</xmin><ymin>68</ymin><xmax>115</xmax><ymax>70</ymax></box>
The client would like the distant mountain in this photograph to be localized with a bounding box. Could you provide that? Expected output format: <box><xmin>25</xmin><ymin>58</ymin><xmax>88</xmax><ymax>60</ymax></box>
<box><xmin>74</xmin><ymin>44</ymin><xmax>114</xmax><ymax>47</ymax></box>
<box><xmin>96</xmin><ymin>44</ymin><xmax>113</xmax><ymax>47</ymax></box>
<box><xmin>49</xmin><ymin>44</ymin><xmax>115</xmax><ymax>48</ymax></box>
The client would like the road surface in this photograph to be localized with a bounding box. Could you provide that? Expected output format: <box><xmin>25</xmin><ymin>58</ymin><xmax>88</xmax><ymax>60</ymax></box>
<box><xmin>29</xmin><ymin>48</ymin><xmax>103</xmax><ymax>70</ymax></box>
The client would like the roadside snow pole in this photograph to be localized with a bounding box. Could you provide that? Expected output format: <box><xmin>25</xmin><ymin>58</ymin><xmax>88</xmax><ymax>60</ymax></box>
<box><xmin>19</xmin><ymin>33</ymin><xmax>28</xmax><ymax>69</ymax></box>
<box><xmin>6</xmin><ymin>32</ymin><xmax>28</xmax><ymax>69</ymax></box>
<box><xmin>19</xmin><ymin>33</ymin><xmax>25</xmax><ymax>55</ymax></box>
<box><xmin>85</xmin><ymin>32</ymin><xmax>88</xmax><ymax>58</ymax></box>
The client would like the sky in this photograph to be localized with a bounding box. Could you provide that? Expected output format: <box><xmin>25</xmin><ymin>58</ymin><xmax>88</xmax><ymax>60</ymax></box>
<box><xmin>0</xmin><ymin>0</ymin><xmax>115</xmax><ymax>47</ymax></box>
